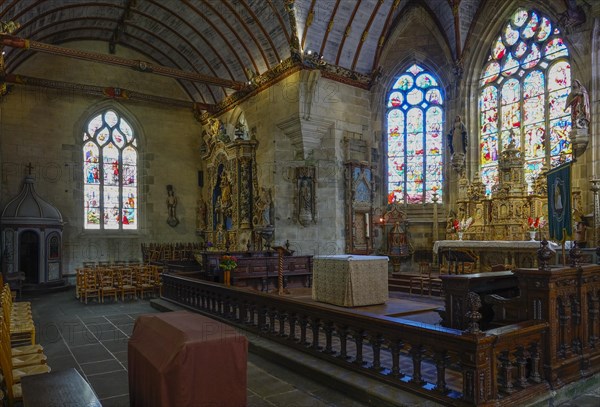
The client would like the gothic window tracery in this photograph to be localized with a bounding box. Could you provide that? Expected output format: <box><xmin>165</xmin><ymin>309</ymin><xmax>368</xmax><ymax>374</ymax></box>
<box><xmin>479</xmin><ymin>7</ymin><xmax>572</xmax><ymax>196</ymax></box>
<box><xmin>386</xmin><ymin>64</ymin><xmax>444</xmax><ymax>204</ymax></box>
<box><xmin>83</xmin><ymin>110</ymin><xmax>138</xmax><ymax>230</ymax></box>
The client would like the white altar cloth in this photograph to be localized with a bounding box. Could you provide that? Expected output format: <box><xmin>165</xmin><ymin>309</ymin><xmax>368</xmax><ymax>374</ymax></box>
<box><xmin>312</xmin><ymin>255</ymin><xmax>389</xmax><ymax>307</ymax></box>
<box><xmin>433</xmin><ymin>240</ymin><xmax>560</xmax><ymax>253</ymax></box>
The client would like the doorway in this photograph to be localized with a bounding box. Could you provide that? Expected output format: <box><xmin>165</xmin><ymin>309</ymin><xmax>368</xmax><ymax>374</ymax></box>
<box><xmin>19</xmin><ymin>231</ymin><xmax>39</xmax><ymax>284</ymax></box>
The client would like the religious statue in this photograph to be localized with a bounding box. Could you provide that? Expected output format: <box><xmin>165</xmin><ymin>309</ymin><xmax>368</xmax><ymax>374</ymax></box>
<box><xmin>234</xmin><ymin>120</ymin><xmax>247</xmax><ymax>139</ymax></box>
<box><xmin>447</xmin><ymin>115</ymin><xmax>468</xmax><ymax>173</ymax></box>
<box><xmin>447</xmin><ymin>115</ymin><xmax>467</xmax><ymax>156</ymax></box>
<box><xmin>298</xmin><ymin>178</ymin><xmax>314</xmax><ymax>226</ymax></box>
<box><xmin>166</xmin><ymin>185</ymin><xmax>179</xmax><ymax>227</ymax></box>
<box><xmin>565</xmin><ymin>79</ymin><xmax>590</xmax><ymax>129</ymax></box>
<box><xmin>253</xmin><ymin>187</ymin><xmax>273</xmax><ymax>227</ymax></box>
<box><xmin>220</xmin><ymin>171</ymin><xmax>232</xmax><ymax>211</ymax></box>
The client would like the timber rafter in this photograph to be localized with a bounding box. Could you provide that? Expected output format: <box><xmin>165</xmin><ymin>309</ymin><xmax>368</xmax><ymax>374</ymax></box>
<box><xmin>0</xmin><ymin>34</ymin><xmax>246</xmax><ymax>91</ymax></box>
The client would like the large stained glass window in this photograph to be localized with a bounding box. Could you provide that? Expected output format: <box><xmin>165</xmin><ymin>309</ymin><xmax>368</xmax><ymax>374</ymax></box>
<box><xmin>83</xmin><ymin>110</ymin><xmax>138</xmax><ymax>230</ymax></box>
<box><xmin>479</xmin><ymin>8</ymin><xmax>571</xmax><ymax>195</ymax></box>
<box><xmin>387</xmin><ymin>64</ymin><xmax>444</xmax><ymax>204</ymax></box>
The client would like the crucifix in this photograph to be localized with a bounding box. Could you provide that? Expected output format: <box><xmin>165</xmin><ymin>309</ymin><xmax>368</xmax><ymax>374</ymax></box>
<box><xmin>25</xmin><ymin>162</ymin><xmax>33</xmax><ymax>175</ymax></box>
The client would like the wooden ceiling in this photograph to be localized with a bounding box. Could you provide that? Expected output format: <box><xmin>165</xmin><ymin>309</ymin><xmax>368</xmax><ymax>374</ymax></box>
<box><xmin>0</xmin><ymin>0</ymin><xmax>482</xmax><ymax>105</ymax></box>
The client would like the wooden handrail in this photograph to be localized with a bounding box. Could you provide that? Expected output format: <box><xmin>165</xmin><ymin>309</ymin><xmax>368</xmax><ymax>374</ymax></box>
<box><xmin>161</xmin><ymin>274</ymin><xmax>551</xmax><ymax>406</ymax></box>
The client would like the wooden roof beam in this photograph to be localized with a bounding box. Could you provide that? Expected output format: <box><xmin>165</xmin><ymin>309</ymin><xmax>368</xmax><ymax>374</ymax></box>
<box><xmin>0</xmin><ymin>34</ymin><xmax>247</xmax><ymax>91</ymax></box>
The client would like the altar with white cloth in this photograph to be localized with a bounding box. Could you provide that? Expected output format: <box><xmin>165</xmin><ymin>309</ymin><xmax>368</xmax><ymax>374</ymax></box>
<box><xmin>312</xmin><ymin>255</ymin><xmax>389</xmax><ymax>307</ymax></box>
<box><xmin>433</xmin><ymin>240</ymin><xmax>560</xmax><ymax>272</ymax></box>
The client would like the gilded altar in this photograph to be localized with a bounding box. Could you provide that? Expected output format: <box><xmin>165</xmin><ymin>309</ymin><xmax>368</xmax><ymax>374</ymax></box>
<box><xmin>198</xmin><ymin>118</ymin><xmax>265</xmax><ymax>251</ymax></box>
<box><xmin>448</xmin><ymin>142</ymin><xmax>551</xmax><ymax>242</ymax></box>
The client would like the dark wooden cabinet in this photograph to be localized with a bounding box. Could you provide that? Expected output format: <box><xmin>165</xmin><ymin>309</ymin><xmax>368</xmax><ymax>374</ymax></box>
<box><xmin>195</xmin><ymin>251</ymin><xmax>313</xmax><ymax>291</ymax></box>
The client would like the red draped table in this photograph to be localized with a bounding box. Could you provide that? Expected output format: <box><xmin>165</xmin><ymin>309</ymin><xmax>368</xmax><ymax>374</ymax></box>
<box><xmin>128</xmin><ymin>311</ymin><xmax>247</xmax><ymax>407</ymax></box>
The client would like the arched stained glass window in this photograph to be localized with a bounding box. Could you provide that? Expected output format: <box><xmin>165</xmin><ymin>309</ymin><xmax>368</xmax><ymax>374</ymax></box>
<box><xmin>386</xmin><ymin>64</ymin><xmax>444</xmax><ymax>204</ymax></box>
<box><xmin>479</xmin><ymin>8</ymin><xmax>571</xmax><ymax>195</ymax></box>
<box><xmin>83</xmin><ymin>110</ymin><xmax>138</xmax><ymax>230</ymax></box>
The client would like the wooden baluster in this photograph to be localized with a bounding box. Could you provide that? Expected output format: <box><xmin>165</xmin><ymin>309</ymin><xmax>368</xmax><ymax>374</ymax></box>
<box><xmin>269</xmin><ymin>309</ymin><xmax>277</xmax><ymax>334</ymax></box>
<box><xmin>278</xmin><ymin>311</ymin><xmax>287</xmax><ymax>336</ymax></box>
<box><xmin>433</xmin><ymin>350</ymin><xmax>449</xmax><ymax>393</ymax></box>
<box><xmin>589</xmin><ymin>292</ymin><xmax>600</xmax><ymax>347</ymax></box>
<box><xmin>498</xmin><ymin>350</ymin><xmax>515</xmax><ymax>394</ymax></box>
<box><xmin>354</xmin><ymin>330</ymin><xmax>365</xmax><ymax>366</ymax></box>
<box><xmin>514</xmin><ymin>346</ymin><xmax>530</xmax><ymax>388</ymax></box>
<box><xmin>249</xmin><ymin>304</ymin><xmax>257</xmax><ymax>326</ymax></box>
<box><xmin>299</xmin><ymin>315</ymin><xmax>309</xmax><ymax>346</ymax></box>
<box><xmin>410</xmin><ymin>344</ymin><xmax>425</xmax><ymax>385</ymax></box>
<box><xmin>389</xmin><ymin>339</ymin><xmax>404</xmax><ymax>379</ymax></box>
<box><xmin>311</xmin><ymin>317</ymin><xmax>321</xmax><ymax>350</ymax></box>
<box><xmin>288</xmin><ymin>313</ymin><xmax>297</xmax><ymax>341</ymax></box>
<box><xmin>323</xmin><ymin>321</ymin><xmax>334</xmax><ymax>354</ymax></box>
<box><xmin>558</xmin><ymin>297</ymin><xmax>570</xmax><ymax>358</ymax></box>
<box><xmin>370</xmin><ymin>334</ymin><xmax>383</xmax><ymax>371</ymax></box>
<box><xmin>238</xmin><ymin>300</ymin><xmax>247</xmax><ymax>323</ymax></box>
<box><xmin>258</xmin><ymin>305</ymin><xmax>268</xmax><ymax>332</ymax></box>
<box><xmin>570</xmin><ymin>295</ymin><xmax>582</xmax><ymax>355</ymax></box>
<box><xmin>337</xmin><ymin>326</ymin><xmax>349</xmax><ymax>360</ymax></box>
<box><xmin>528</xmin><ymin>343</ymin><xmax>542</xmax><ymax>383</ymax></box>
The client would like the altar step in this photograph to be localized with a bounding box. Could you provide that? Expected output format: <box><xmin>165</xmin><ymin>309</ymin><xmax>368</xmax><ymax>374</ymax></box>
<box><xmin>388</xmin><ymin>273</ymin><xmax>443</xmax><ymax>297</ymax></box>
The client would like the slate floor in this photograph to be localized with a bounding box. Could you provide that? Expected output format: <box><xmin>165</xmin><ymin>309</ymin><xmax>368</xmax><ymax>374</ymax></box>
<box><xmin>15</xmin><ymin>288</ymin><xmax>600</xmax><ymax>407</ymax></box>
<box><xmin>22</xmin><ymin>288</ymin><xmax>371</xmax><ymax>407</ymax></box>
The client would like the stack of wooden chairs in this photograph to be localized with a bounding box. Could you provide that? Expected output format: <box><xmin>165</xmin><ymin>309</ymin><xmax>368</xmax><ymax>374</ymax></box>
<box><xmin>141</xmin><ymin>242</ymin><xmax>202</xmax><ymax>263</ymax></box>
<box><xmin>0</xmin><ymin>283</ymin><xmax>50</xmax><ymax>406</ymax></box>
<box><xmin>76</xmin><ymin>263</ymin><xmax>163</xmax><ymax>304</ymax></box>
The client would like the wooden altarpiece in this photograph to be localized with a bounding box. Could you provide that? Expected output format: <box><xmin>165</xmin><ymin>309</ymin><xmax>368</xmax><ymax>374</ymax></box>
<box><xmin>344</xmin><ymin>162</ymin><xmax>374</xmax><ymax>254</ymax></box>
<box><xmin>201</xmin><ymin>122</ymin><xmax>259</xmax><ymax>251</ymax></box>
<box><xmin>380</xmin><ymin>202</ymin><xmax>411</xmax><ymax>272</ymax></box>
<box><xmin>452</xmin><ymin>142</ymin><xmax>548</xmax><ymax>242</ymax></box>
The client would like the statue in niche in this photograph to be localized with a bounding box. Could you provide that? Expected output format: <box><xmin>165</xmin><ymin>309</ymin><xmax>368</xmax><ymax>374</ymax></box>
<box><xmin>166</xmin><ymin>185</ymin><xmax>179</xmax><ymax>227</ymax></box>
<box><xmin>220</xmin><ymin>170</ymin><xmax>232</xmax><ymax>216</ymax></box>
<box><xmin>565</xmin><ymin>79</ymin><xmax>590</xmax><ymax>129</ymax></box>
<box><xmin>234</xmin><ymin>120</ymin><xmax>247</xmax><ymax>140</ymax></box>
<box><xmin>447</xmin><ymin>115</ymin><xmax>467</xmax><ymax>157</ymax></box>
<box><xmin>253</xmin><ymin>187</ymin><xmax>273</xmax><ymax>227</ymax></box>
<box><xmin>196</xmin><ymin>197</ymin><xmax>207</xmax><ymax>230</ymax></box>
<box><xmin>448</xmin><ymin>115</ymin><xmax>467</xmax><ymax>174</ymax></box>
<box><xmin>298</xmin><ymin>178</ymin><xmax>314</xmax><ymax>226</ymax></box>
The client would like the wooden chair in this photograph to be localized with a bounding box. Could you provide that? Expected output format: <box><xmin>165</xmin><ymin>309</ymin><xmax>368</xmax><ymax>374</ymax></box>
<box><xmin>0</xmin><ymin>317</ymin><xmax>43</xmax><ymax>357</ymax></box>
<box><xmin>409</xmin><ymin>262</ymin><xmax>432</xmax><ymax>296</ymax></box>
<box><xmin>1</xmin><ymin>326</ymin><xmax>47</xmax><ymax>369</ymax></box>
<box><xmin>81</xmin><ymin>269</ymin><xmax>100</xmax><ymax>304</ymax></box>
<box><xmin>117</xmin><ymin>268</ymin><xmax>137</xmax><ymax>301</ymax></box>
<box><xmin>0</xmin><ymin>323</ymin><xmax>50</xmax><ymax>386</ymax></box>
<box><xmin>135</xmin><ymin>266</ymin><xmax>154</xmax><ymax>299</ymax></box>
<box><xmin>99</xmin><ymin>269</ymin><xmax>118</xmax><ymax>303</ymax></box>
<box><xmin>1</xmin><ymin>292</ymin><xmax>35</xmax><ymax>346</ymax></box>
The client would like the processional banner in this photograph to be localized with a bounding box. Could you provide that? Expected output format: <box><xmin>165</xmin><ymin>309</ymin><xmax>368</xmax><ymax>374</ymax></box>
<box><xmin>547</xmin><ymin>162</ymin><xmax>572</xmax><ymax>242</ymax></box>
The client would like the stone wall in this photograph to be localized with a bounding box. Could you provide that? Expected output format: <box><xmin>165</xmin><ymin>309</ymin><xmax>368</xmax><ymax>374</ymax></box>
<box><xmin>0</xmin><ymin>41</ymin><xmax>202</xmax><ymax>275</ymax></box>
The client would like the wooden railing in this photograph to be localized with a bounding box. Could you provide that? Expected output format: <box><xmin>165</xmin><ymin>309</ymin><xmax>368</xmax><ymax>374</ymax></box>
<box><xmin>161</xmin><ymin>274</ymin><xmax>550</xmax><ymax>406</ymax></box>
<box><xmin>488</xmin><ymin>263</ymin><xmax>600</xmax><ymax>388</ymax></box>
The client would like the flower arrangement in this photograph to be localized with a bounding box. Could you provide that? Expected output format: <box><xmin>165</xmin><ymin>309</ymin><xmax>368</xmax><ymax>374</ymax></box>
<box><xmin>219</xmin><ymin>255</ymin><xmax>238</xmax><ymax>271</ymax></box>
<box><xmin>527</xmin><ymin>216</ymin><xmax>547</xmax><ymax>231</ymax></box>
<box><xmin>452</xmin><ymin>217</ymin><xmax>473</xmax><ymax>232</ymax></box>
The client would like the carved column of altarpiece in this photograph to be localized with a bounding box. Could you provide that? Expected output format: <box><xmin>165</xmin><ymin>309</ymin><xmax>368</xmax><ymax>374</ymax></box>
<box><xmin>201</xmin><ymin>129</ymin><xmax>259</xmax><ymax>252</ymax></box>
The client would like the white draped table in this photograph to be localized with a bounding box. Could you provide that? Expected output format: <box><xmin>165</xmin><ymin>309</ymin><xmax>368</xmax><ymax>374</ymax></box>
<box><xmin>433</xmin><ymin>240</ymin><xmax>560</xmax><ymax>272</ymax></box>
<box><xmin>312</xmin><ymin>255</ymin><xmax>389</xmax><ymax>307</ymax></box>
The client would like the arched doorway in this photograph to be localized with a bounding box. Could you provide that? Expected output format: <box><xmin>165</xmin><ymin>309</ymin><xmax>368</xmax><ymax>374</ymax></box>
<box><xmin>19</xmin><ymin>231</ymin><xmax>39</xmax><ymax>284</ymax></box>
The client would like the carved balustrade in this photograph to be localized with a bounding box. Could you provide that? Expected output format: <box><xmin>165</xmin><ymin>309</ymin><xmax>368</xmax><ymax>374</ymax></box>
<box><xmin>162</xmin><ymin>274</ymin><xmax>549</xmax><ymax>406</ymax></box>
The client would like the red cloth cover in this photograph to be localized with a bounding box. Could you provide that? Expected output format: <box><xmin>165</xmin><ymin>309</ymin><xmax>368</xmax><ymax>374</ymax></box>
<box><xmin>128</xmin><ymin>311</ymin><xmax>247</xmax><ymax>407</ymax></box>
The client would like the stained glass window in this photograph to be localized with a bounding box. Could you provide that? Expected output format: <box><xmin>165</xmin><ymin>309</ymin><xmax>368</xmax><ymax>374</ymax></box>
<box><xmin>479</xmin><ymin>8</ymin><xmax>571</xmax><ymax>195</ymax></box>
<box><xmin>83</xmin><ymin>110</ymin><xmax>138</xmax><ymax>230</ymax></box>
<box><xmin>387</xmin><ymin>64</ymin><xmax>444</xmax><ymax>204</ymax></box>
